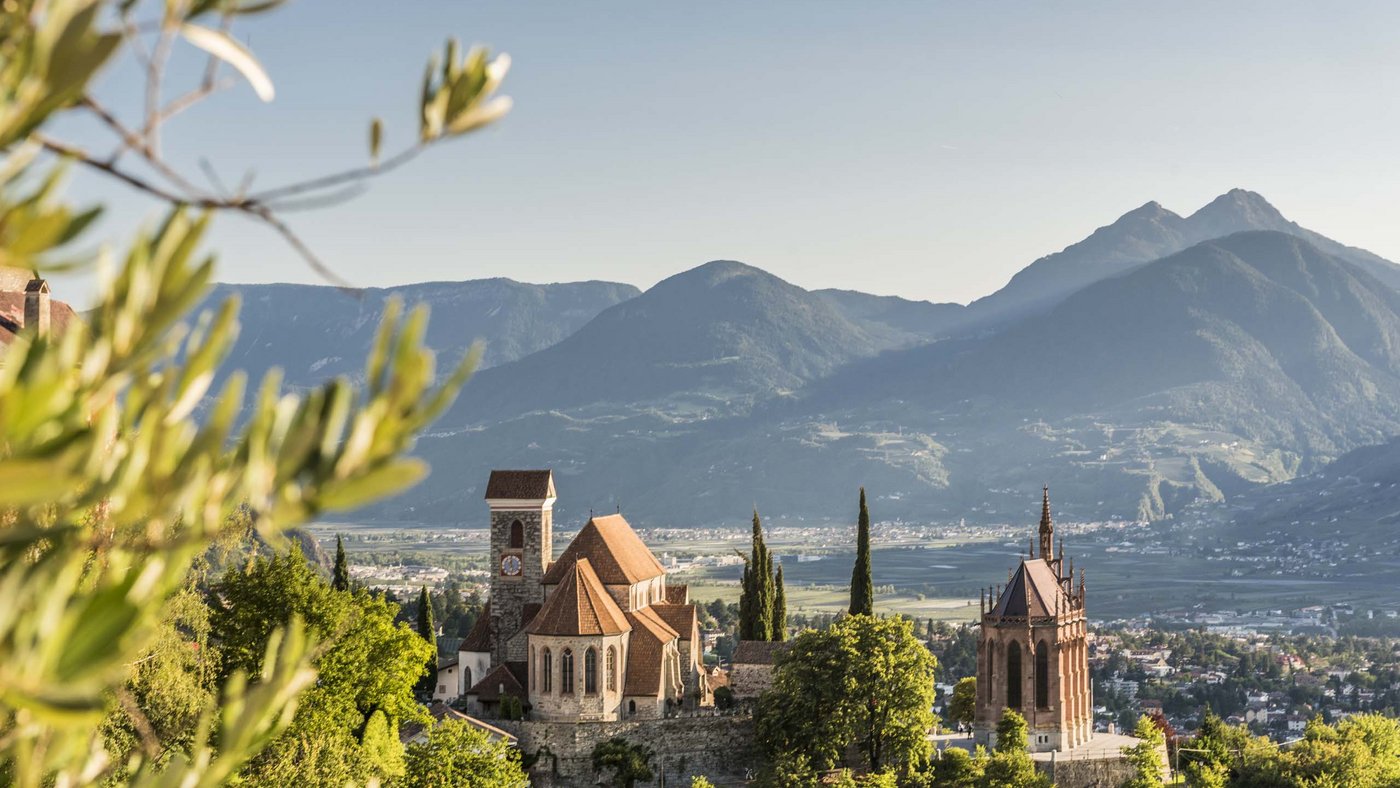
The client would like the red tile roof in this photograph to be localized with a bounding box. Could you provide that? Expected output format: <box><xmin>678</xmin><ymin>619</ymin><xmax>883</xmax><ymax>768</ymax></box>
<box><xmin>0</xmin><ymin>293</ymin><xmax>77</xmax><ymax>345</ymax></box>
<box><xmin>526</xmin><ymin>558</ymin><xmax>631</xmax><ymax>637</ymax></box>
<box><xmin>541</xmin><ymin>514</ymin><xmax>665</xmax><ymax>586</ymax></box>
<box><xmin>484</xmin><ymin>470</ymin><xmax>555</xmax><ymax>499</ymax></box>
<box><xmin>467</xmin><ymin>663</ymin><xmax>526</xmax><ymax>703</ymax></box>
<box><xmin>664</xmin><ymin>584</ymin><xmax>689</xmax><ymax>605</ymax></box>
<box><xmin>651</xmin><ymin>603</ymin><xmax>698</xmax><ymax>642</ymax></box>
<box><xmin>460</xmin><ymin>604</ymin><xmax>492</xmax><ymax>653</ymax></box>
<box><xmin>622</xmin><ymin>606</ymin><xmax>680</xmax><ymax>696</ymax></box>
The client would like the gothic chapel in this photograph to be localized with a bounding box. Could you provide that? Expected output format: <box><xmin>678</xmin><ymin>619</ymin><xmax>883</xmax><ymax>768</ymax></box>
<box><xmin>974</xmin><ymin>488</ymin><xmax>1093</xmax><ymax>752</ymax></box>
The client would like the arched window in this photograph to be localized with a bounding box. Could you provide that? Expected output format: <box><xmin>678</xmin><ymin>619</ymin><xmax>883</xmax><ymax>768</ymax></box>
<box><xmin>585</xmin><ymin>648</ymin><xmax>598</xmax><ymax>694</ymax></box>
<box><xmin>607</xmin><ymin>647</ymin><xmax>617</xmax><ymax>691</ymax></box>
<box><xmin>628</xmin><ymin>699</ymin><xmax>636</xmax><ymax>716</ymax></box>
<box><xmin>464</xmin><ymin>666</ymin><xmax>473</xmax><ymax>692</ymax></box>
<box><xmin>1035</xmin><ymin>640</ymin><xmax>1050</xmax><ymax>709</ymax></box>
<box><xmin>509</xmin><ymin>519</ymin><xmax>524</xmax><ymax>549</ymax></box>
<box><xmin>1007</xmin><ymin>641</ymin><xmax>1022</xmax><ymax>709</ymax></box>
<box><xmin>541</xmin><ymin>648</ymin><xmax>552</xmax><ymax>693</ymax></box>
<box><xmin>561</xmin><ymin>648</ymin><xmax>575</xmax><ymax>694</ymax></box>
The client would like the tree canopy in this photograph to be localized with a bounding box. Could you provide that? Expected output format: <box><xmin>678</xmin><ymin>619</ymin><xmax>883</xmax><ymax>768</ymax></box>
<box><xmin>756</xmin><ymin>614</ymin><xmax>936</xmax><ymax>775</ymax></box>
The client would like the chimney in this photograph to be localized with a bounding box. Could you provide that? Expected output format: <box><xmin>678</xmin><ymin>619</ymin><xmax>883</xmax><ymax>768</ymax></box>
<box><xmin>24</xmin><ymin>277</ymin><xmax>50</xmax><ymax>338</ymax></box>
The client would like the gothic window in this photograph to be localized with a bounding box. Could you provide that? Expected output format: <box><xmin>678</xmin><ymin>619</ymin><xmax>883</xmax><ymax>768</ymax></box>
<box><xmin>585</xmin><ymin>648</ymin><xmax>598</xmax><ymax>694</ymax></box>
<box><xmin>1007</xmin><ymin>641</ymin><xmax>1022</xmax><ymax>709</ymax></box>
<box><xmin>542</xmin><ymin>648</ymin><xmax>552</xmax><ymax>693</ymax></box>
<box><xmin>628</xmin><ymin>699</ymin><xmax>636</xmax><ymax>716</ymax></box>
<box><xmin>561</xmin><ymin>648</ymin><xmax>575</xmax><ymax>694</ymax></box>
<box><xmin>509</xmin><ymin>519</ymin><xmax>524</xmax><ymax>549</ymax></box>
<box><xmin>464</xmin><ymin>667</ymin><xmax>472</xmax><ymax>691</ymax></box>
<box><xmin>1035</xmin><ymin>640</ymin><xmax>1050</xmax><ymax>709</ymax></box>
<box><xmin>607</xmin><ymin>646</ymin><xmax>617</xmax><ymax>691</ymax></box>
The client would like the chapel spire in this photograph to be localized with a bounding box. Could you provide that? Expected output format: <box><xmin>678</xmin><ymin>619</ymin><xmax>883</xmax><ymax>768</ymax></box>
<box><xmin>1038</xmin><ymin>484</ymin><xmax>1053</xmax><ymax>558</ymax></box>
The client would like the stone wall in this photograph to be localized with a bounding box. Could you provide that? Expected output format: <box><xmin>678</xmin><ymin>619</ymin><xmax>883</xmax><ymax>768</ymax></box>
<box><xmin>500</xmin><ymin>712</ymin><xmax>759</xmax><ymax>786</ymax></box>
<box><xmin>489</xmin><ymin>506</ymin><xmax>551</xmax><ymax>664</ymax></box>
<box><xmin>1037</xmin><ymin>749</ymin><xmax>1157</xmax><ymax>788</ymax></box>
<box><xmin>728</xmin><ymin>663</ymin><xmax>774</xmax><ymax>699</ymax></box>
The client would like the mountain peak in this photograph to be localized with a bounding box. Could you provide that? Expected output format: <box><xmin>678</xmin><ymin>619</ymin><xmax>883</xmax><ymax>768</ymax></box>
<box><xmin>1187</xmin><ymin>189</ymin><xmax>1291</xmax><ymax>233</ymax></box>
<box><xmin>1120</xmin><ymin>200</ymin><xmax>1177</xmax><ymax>221</ymax></box>
<box><xmin>653</xmin><ymin>259</ymin><xmax>787</xmax><ymax>293</ymax></box>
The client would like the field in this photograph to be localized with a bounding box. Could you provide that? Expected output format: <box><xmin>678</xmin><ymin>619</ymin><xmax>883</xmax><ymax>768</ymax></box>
<box><xmin>307</xmin><ymin>518</ymin><xmax>1400</xmax><ymax>621</ymax></box>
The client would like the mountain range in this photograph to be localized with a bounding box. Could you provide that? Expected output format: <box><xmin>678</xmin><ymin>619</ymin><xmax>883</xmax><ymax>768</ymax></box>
<box><xmin>197</xmin><ymin>189</ymin><xmax>1400</xmax><ymax>527</ymax></box>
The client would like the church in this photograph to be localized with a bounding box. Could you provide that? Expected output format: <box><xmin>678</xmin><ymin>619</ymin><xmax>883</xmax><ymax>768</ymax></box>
<box><xmin>440</xmin><ymin>470</ymin><xmax>710</xmax><ymax>722</ymax></box>
<box><xmin>973</xmin><ymin>487</ymin><xmax>1093</xmax><ymax>752</ymax></box>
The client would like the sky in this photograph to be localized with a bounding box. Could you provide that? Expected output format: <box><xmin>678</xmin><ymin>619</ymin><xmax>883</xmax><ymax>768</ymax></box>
<box><xmin>54</xmin><ymin>1</ymin><xmax>1400</xmax><ymax>306</ymax></box>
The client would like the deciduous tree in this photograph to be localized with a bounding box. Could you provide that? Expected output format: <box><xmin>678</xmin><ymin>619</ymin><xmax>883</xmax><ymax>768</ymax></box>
<box><xmin>402</xmin><ymin>718</ymin><xmax>528</xmax><ymax>787</ymax></box>
<box><xmin>756</xmin><ymin>614</ymin><xmax>936</xmax><ymax>774</ymax></box>
<box><xmin>949</xmin><ymin>677</ymin><xmax>977</xmax><ymax>729</ymax></box>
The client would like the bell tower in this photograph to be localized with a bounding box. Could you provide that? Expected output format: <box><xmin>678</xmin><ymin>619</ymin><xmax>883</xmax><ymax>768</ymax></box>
<box><xmin>484</xmin><ymin>470</ymin><xmax>555</xmax><ymax>665</ymax></box>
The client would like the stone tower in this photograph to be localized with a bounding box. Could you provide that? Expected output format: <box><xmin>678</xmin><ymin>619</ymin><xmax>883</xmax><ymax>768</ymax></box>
<box><xmin>24</xmin><ymin>277</ymin><xmax>50</xmax><ymax>338</ymax></box>
<box><xmin>974</xmin><ymin>487</ymin><xmax>1092</xmax><ymax>753</ymax></box>
<box><xmin>484</xmin><ymin>470</ymin><xmax>555</xmax><ymax>664</ymax></box>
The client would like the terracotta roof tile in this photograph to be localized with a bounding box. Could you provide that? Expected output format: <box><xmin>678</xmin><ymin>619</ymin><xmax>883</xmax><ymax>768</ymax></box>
<box><xmin>990</xmin><ymin>558</ymin><xmax>1072</xmax><ymax>619</ymax></box>
<box><xmin>526</xmin><ymin>558</ymin><xmax>630</xmax><ymax>636</ymax></box>
<box><xmin>664</xmin><ymin>585</ymin><xmax>689</xmax><ymax>605</ymax></box>
<box><xmin>622</xmin><ymin>607</ymin><xmax>678</xmax><ymax>696</ymax></box>
<box><xmin>484</xmin><ymin>470</ymin><xmax>555</xmax><ymax>500</ymax></box>
<box><xmin>0</xmin><ymin>293</ymin><xmax>77</xmax><ymax>345</ymax></box>
<box><xmin>467</xmin><ymin>663</ymin><xmax>526</xmax><ymax>703</ymax></box>
<box><xmin>541</xmin><ymin>514</ymin><xmax>665</xmax><ymax>586</ymax></box>
<box><xmin>732</xmin><ymin>640</ymin><xmax>790</xmax><ymax>665</ymax></box>
<box><xmin>652</xmin><ymin>603</ymin><xmax>698</xmax><ymax>642</ymax></box>
<box><xmin>460</xmin><ymin>604</ymin><xmax>492</xmax><ymax>653</ymax></box>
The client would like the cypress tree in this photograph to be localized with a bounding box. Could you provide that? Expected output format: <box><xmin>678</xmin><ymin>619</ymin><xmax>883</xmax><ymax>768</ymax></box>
<box><xmin>416</xmin><ymin>586</ymin><xmax>436</xmax><ymax>695</ymax></box>
<box><xmin>332</xmin><ymin>534</ymin><xmax>349</xmax><ymax>591</ymax></box>
<box><xmin>771</xmin><ymin>563</ymin><xmax>787</xmax><ymax>641</ymax></box>
<box><xmin>739</xmin><ymin>509</ymin><xmax>775</xmax><ymax>640</ymax></box>
<box><xmin>850</xmin><ymin>487</ymin><xmax>874</xmax><ymax>617</ymax></box>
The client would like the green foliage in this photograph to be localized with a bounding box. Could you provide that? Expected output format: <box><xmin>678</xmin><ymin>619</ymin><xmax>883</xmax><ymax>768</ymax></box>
<box><xmin>690</xmin><ymin>777</ymin><xmax>716</xmax><ymax>788</ymax></box>
<box><xmin>928</xmin><ymin>746</ymin><xmax>984</xmax><ymax>788</ymax></box>
<box><xmin>0</xmin><ymin>0</ymin><xmax>510</xmax><ymax>782</ymax></box>
<box><xmin>712</xmin><ymin>685</ymin><xmax>735</xmax><ymax>710</ymax></box>
<box><xmin>949</xmin><ymin>677</ymin><xmax>977</xmax><ymax>728</ymax></box>
<box><xmin>415</xmin><ymin>585</ymin><xmax>436</xmax><ymax>696</ymax></box>
<box><xmin>332</xmin><ymin>534</ymin><xmax>349</xmax><ymax>592</ymax></box>
<box><xmin>981</xmin><ymin>710</ymin><xmax>1048</xmax><ymax>788</ymax></box>
<box><xmin>739</xmin><ymin>509</ymin><xmax>775</xmax><ymax>641</ymax></box>
<box><xmin>1120</xmin><ymin>714</ymin><xmax>1165</xmax><ymax>788</ymax></box>
<box><xmin>591</xmin><ymin>737</ymin><xmax>654</xmax><ymax>788</ymax></box>
<box><xmin>360</xmin><ymin>709</ymin><xmax>404</xmax><ymax>781</ymax></box>
<box><xmin>402</xmin><ymin>718</ymin><xmax>528</xmax><ymax>788</ymax></box>
<box><xmin>498</xmin><ymin>695</ymin><xmax>523</xmax><ymax>721</ymax></box>
<box><xmin>98</xmin><ymin>583</ymin><xmax>220</xmax><ymax>778</ymax></box>
<box><xmin>994</xmin><ymin>708</ymin><xmax>1028</xmax><ymax>754</ymax></box>
<box><xmin>756</xmin><ymin>614</ymin><xmax>935</xmax><ymax>774</ymax></box>
<box><xmin>771</xmin><ymin>562</ymin><xmax>787</xmax><ymax>641</ymax></box>
<box><xmin>849</xmin><ymin>487</ymin><xmax>873</xmax><ymax>616</ymax></box>
<box><xmin>209</xmin><ymin>546</ymin><xmax>431</xmax><ymax>783</ymax></box>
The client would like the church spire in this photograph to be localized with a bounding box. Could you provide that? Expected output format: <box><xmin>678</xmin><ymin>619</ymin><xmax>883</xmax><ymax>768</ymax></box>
<box><xmin>1038</xmin><ymin>484</ymin><xmax>1053</xmax><ymax>558</ymax></box>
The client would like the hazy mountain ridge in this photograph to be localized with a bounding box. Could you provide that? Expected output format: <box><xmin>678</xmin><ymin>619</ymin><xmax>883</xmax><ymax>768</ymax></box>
<box><xmin>204</xmin><ymin>190</ymin><xmax>1400</xmax><ymax>527</ymax></box>
<box><xmin>203</xmin><ymin>277</ymin><xmax>641</xmax><ymax>390</ymax></box>
<box><xmin>957</xmin><ymin>189</ymin><xmax>1400</xmax><ymax>333</ymax></box>
<box><xmin>389</xmin><ymin>230</ymin><xmax>1400</xmax><ymax>526</ymax></box>
<box><xmin>441</xmin><ymin>261</ymin><xmax>924</xmax><ymax>425</ymax></box>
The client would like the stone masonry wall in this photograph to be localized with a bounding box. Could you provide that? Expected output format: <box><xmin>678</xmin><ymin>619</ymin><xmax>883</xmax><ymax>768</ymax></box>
<box><xmin>489</xmin><ymin>507</ymin><xmax>550</xmax><ymax>664</ymax></box>
<box><xmin>500</xmin><ymin>713</ymin><xmax>759</xmax><ymax>787</ymax></box>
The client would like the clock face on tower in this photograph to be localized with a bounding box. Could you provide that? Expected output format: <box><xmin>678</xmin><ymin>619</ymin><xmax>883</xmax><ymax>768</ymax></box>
<box><xmin>500</xmin><ymin>554</ymin><xmax>522</xmax><ymax>577</ymax></box>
